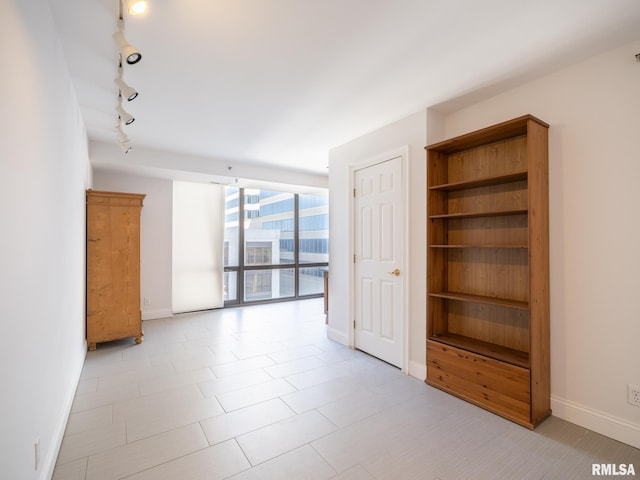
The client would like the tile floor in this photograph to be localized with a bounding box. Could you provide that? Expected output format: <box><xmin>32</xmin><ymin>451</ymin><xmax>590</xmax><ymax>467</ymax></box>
<box><xmin>53</xmin><ymin>298</ymin><xmax>640</xmax><ymax>479</ymax></box>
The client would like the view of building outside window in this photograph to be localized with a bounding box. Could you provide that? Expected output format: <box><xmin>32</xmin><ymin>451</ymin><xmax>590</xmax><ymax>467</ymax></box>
<box><xmin>223</xmin><ymin>187</ymin><xmax>329</xmax><ymax>304</ymax></box>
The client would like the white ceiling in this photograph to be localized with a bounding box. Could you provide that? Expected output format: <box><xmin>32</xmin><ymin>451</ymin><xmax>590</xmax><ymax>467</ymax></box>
<box><xmin>50</xmin><ymin>0</ymin><xmax>640</xmax><ymax>178</ymax></box>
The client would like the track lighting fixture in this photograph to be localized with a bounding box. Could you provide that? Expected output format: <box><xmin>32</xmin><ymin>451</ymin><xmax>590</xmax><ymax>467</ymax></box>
<box><xmin>113</xmin><ymin>30</ymin><xmax>142</xmax><ymax>65</ymax></box>
<box><xmin>114</xmin><ymin>3</ymin><xmax>147</xmax><ymax>153</ymax></box>
<box><xmin>114</xmin><ymin>75</ymin><xmax>138</xmax><ymax>101</ymax></box>
<box><xmin>116</xmin><ymin>100</ymin><xmax>135</xmax><ymax>125</ymax></box>
<box><xmin>127</xmin><ymin>0</ymin><xmax>148</xmax><ymax>15</ymax></box>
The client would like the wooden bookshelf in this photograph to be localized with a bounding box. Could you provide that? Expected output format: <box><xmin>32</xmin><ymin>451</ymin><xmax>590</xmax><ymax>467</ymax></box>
<box><xmin>425</xmin><ymin>115</ymin><xmax>550</xmax><ymax>429</ymax></box>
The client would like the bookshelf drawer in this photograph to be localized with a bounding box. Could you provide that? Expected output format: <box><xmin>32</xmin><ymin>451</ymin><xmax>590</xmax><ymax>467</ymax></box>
<box><xmin>426</xmin><ymin>340</ymin><xmax>532</xmax><ymax>426</ymax></box>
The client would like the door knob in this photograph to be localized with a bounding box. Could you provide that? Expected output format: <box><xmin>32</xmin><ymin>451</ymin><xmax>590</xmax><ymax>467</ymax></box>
<box><xmin>388</xmin><ymin>269</ymin><xmax>400</xmax><ymax>276</ymax></box>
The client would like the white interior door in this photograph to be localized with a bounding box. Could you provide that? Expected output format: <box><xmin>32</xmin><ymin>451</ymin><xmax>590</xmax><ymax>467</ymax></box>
<box><xmin>354</xmin><ymin>156</ymin><xmax>404</xmax><ymax>367</ymax></box>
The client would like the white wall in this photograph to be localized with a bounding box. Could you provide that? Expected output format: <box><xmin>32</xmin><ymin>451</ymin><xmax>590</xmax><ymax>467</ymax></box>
<box><xmin>436</xmin><ymin>39</ymin><xmax>640</xmax><ymax>448</ymax></box>
<box><xmin>328</xmin><ymin>110</ymin><xmax>427</xmax><ymax>377</ymax></box>
<box><xmin>93</xmin><ymin>171</ymin><xmax>174</xmax><ymax>320</ymax></box>
<box><xmin>0</xmin><ymin>1</ymin><xmax>91</xmax><ymax>479</ymax></box>
<box><xmin>90</xmin><ymin>140</ymin><xmax>329</xmax><ymax>192</ymax></box>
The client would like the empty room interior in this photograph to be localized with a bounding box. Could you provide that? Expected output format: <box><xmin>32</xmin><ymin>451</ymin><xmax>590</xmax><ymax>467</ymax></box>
<box><xmin>2</xmin><ymin>1</ymin><xmax>640</xmax><ymax>479</ymax></box>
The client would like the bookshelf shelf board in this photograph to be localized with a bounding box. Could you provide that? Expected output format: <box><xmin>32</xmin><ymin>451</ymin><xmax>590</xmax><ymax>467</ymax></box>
<box><xmin>428</xmin><ymin>290</ymin><xmax>529</xmax><ymax>311</ymax></box>
<box><xmin>428</xmin><ymin>171</ymin><xmax>528</xmax><ymax>191</ymax></box>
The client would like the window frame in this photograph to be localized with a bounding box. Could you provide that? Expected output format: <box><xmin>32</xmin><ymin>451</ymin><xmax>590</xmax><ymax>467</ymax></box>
<box><xmin>224</xmin><ymin>188</ymin><xmax>328</xmax><ymax>306</ymax></box>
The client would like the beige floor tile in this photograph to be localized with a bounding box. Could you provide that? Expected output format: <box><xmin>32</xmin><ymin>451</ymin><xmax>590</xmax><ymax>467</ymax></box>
<box><xmin>52</xmin><ymin>457</ymin><xmax>87</xmax><ymax>480</ymax></box>
<box><xmin>264</xmin><ymin>356</ymin><xmax>328</xmax><ymax>378</ymax></box>
<box><xmin>200</xmin><ymin>398</ymin><xmax>295</xmax><ymax>445</ymax></box>
<box><xmin>139</xmin><ymin>367</ymin><xmax>215</xmax><ymax>396</ymax></box>
<box><xmin>314</xmin><ymin>349</ymin><xmax>359</xmax><ymax>365</ymax></box>
<box><xmin>268</xmin><ymin>344</ymin><xmax>324</xmax><ymax>363</ymax></box>
<box><xmin>317</xmin><ymin>390</ymin><xmax>389</xmax><ymax>428</ymax></box>
<box><xmin>81</xmin><ymin>355</ymin><xmax>150</xmax><ymax>381</ymax></box>
<box><xmin>281</xmin><ymin>376</ymin><xmax>364</xmax><ymax>414</ymax></box>
<box><xmin>227</xmin><ymin>445</ymin><xmax>336</xmax><ymax>480</ymax></box>
<box><xmin>237</xmin><ymin>410</ymin><xmax>337</xmax><ymax>465</ymax></box>
<box><xmin>198</xmin><ymin>369</ymin><xmax>273</xmax><ymax>398</ymax></box>
<box><xmin>71</xmin><ymin>383</ymin><xmax>140</xmax><ymax>414</ymax></box>
<box><xmin>75</xmin><ymin>376</ymin><xmax>98</xmax><ymax>395</ymax></box>
<box><xmin>172</xmin><ymin>350</ymin><xmax>238</xmax><ymax>373</ymax></box>
<box><xmin>123</xmin><ymin>439</ymin><xmax>250</xmax><ymax>480</ymax></box>
<box><xmin>97</xmin><ymin>363</ymin><xmax>175</xmax><ymax>391</ymax></box>
<box><xmin>148</xmin><ymin>345</ymin><xmax>213</xmax><ymax>367</ymax></box>
<box><xmin>232</xmin><ymin>342</ymin><xmax>287</xmax><ymax>360</ymax></box>
<box><xmin>329</xmin><ymin>465</ymin><xmax>376</xmax><ymax>480</ymax></box>
<box><xmin>216</xmin><ymin>378</ymin><xmax>298</xmax><ymax>412</ymax></box>
<box><xmin>85</xmin><ymin>423</ymin><xmax>208</xmax><ymax>480</ymax></box>
<box><xmin>183</xmin><ymin>336</ymin><xmax>240</xmax><ymax>352</ymax></box>
<box><xmin>126</xmin><ymin>395</ymin><xmax>224</xmax><ymax>442</ymax></box>
<box><xmin>57</xmin><ymin>422</ymin><xmax>126</xmax><ymax>464</ymax></box>
<box><xmin>284</xmin><ymin>362</ymin><xmax>354</xmax><ymax>389</ymax></box>
<box><xmin>310</xmin><ymin>403</ymin><xmax>438</xmax><ymax>474</ymax></box>
<box><xmin>112</xmin><ymin>384</ymin><xmax>205</xmax><ymax>423</ymax></box>
<box><xmin>79</xmin><ymin>347</ymin><xmax>125</xmax><ymax>374</ymax></box>
<box><xmin>210</xmin><ymin>355</ymin><xmax>275</xmax><ymax>377</ymax></box>
<box><xmin>64</xmin><ymin>405</ymin><xmax>113</xmax><ymax>435</ymax></box>
<box><xmin>121</xmin><ymin>340</ymin><xmax>186</xmax><ymax>362</ymax></box>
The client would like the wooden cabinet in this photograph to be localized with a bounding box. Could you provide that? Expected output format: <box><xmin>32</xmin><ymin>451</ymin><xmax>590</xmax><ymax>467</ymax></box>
<box><xmin>425</xmin><ymin>115</ymin><xmax>550</xmax><ymax>428</ymax></box>
<box><xmin>86</xmin><ymin>190</ymin><xmax>145</xmax><ymax>351</ymax></box>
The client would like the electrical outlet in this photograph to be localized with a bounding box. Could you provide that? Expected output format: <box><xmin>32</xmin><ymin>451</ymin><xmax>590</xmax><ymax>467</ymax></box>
<box><xmin>143</xmin><ymin>297</ymin><xmax>150</xmax><ymax>306</ymax></box>
<box><xmin>34</xmin><ymin>437</ymin><xmax>40</xmax><ymax>470</ymax></box>
<box><xmin>629</xmin><ymin>384</ymin><xmax>640</xmax><ymax>407</ymax></box>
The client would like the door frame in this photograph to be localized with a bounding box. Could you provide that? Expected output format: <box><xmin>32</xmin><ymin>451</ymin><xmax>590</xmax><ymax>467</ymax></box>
<box><xmin>348</xmin><ymin>146</ymin><xmax>410</xmax><ymax>373</ymax></box>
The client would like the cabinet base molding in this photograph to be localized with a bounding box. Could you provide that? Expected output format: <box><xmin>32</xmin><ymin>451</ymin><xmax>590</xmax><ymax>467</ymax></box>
<box><xmin>87</xmin><ymin>333</ymin><xmax>143</xmax><ymax>351</ymax></box>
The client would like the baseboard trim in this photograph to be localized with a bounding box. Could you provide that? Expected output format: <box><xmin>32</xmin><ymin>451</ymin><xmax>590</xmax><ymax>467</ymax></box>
<box><xmin>41</xmin><ymin>340</ymin><xmax>87</xmax><ymax>480</ymax></box>
<box><xmin>142</xmin><ymin>308</ymin><xmax>173</xmax><ymax>320</ymax></box>
<box><xmin>551</xmin><ymin>395</ymin><xmax>640</xmax><ymax>449</ymax></box>
<box><xmin>409</xmin><ymin>360</ymin><xmax>426</xmax><ymax>381</ymax></box>
<box><xmin>326</xmin><ymin>326</ymin><xmax>349</xmax><ymax>346</ymax></box>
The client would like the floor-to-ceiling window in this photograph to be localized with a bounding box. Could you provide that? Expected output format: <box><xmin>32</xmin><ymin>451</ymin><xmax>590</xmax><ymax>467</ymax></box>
<box><xmin>223</xmin><ymin>187</ymin><xmax>329</xmax><ymax>305</ymax></box>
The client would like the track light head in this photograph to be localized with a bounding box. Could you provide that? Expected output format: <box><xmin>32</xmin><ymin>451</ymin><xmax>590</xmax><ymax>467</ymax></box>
<box><xmin>118</xmin><ymin>141</ymin><xmax>133</xmax><ymax>154</ymax></box>
<box><xmin>113</xmin><ymin>31</ymin><xmax>142</xmax><ymax>65</ymax></box>
<box><xmin>114</xmin><ymin>76</ymin><xmax>138</xmax><ymax>101</ymax></box>
<box><xmin>127</xmin><ymin>0</ymin><xmax>148</xmax><ymax>15</ymax></box>
<box><xmin>116</xmin><ymin>103</ymin><xmax>135</xmax><ymax>125</ymax></box>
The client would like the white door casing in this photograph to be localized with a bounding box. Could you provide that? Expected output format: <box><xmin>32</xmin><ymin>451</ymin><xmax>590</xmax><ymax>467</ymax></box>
<box><xmin>354</xmin><ymin>156</ymin><xmax>404</xmax><ymax>367</ymax></box>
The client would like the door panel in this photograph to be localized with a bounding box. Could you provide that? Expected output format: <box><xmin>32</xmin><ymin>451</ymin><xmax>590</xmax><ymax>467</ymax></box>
<box><xmin>354</xmin><ymin>156</ymin><xmax>403</xmax><ymax>367</ymax></box>
<box><xmin>380</xmin><ymin>280</ymin><xmax>395</xmax><ymax>340</ymax></box>
<box><xmin>380</xmin><ymin>203</ymin><xmax>394</xmax><ymax>261</ymax></box>
<box><xmin>360</xmin><ymin>206</ymin><xmax>373</xmax><ymax>260</ymax></box>
<box><xmin>361</xmin><ymin>277</ymin><xmax>373</xmax><ymax>332</ymax></box>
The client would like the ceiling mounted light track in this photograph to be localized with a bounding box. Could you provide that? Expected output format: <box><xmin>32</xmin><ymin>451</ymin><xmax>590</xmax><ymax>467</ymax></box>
<box><xmin>114</xmin><ymin>0</ymin><xmax>148</xmax><ymax>153</ymax></box>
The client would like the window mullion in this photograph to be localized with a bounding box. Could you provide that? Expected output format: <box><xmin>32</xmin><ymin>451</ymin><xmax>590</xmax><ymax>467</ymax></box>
<box><xmin>238</xmin><ymin>187</ymin><xmax>245</xmax><ymax>304</ymax></box>
<box><xmin>294</xmin><ymin>194</ymin><xmax>300</xmax><ymax>298</ymax></box>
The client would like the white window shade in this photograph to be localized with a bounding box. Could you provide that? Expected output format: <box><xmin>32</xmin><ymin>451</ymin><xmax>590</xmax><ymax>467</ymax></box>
<box><xmin>172</xmin><ymin>181</ymin><xmax>224</xmax><ymax>313</ymax></box>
